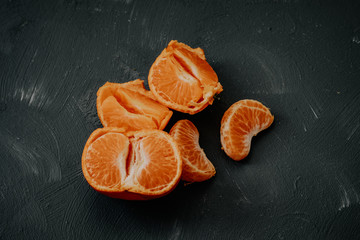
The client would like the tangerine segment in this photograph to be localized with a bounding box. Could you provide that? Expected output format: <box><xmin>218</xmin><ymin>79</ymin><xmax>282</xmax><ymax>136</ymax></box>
<box><xmin>127</xmin><ymin>131</ymin><xmax>182</xmax><ymax>193</ymax></box>
<box><xmin>148</xmin><ymin>40</ymin><xmax>223</xmax><ymax>114</ymax></box>
<box><xmin>82</xmin><ymin>128</ymin><xmax>129</xmax><ymax>192</ymax></box>
<box><xmin>82</xmin><ymin>128</ymin><xmax>182</xmax><ymax>200</ymax></box>
<box><xmin>97</xmin><ymin>80</ymin><xmax>173</xmax><ymax>131</ymax></box>
<box><xmin>170</xmin><ymin>120</ymin><xmax>216</xmax><ymax>182</ymax></box>
<box><xmin>220</xmin><ymin>100</ymin><xmax>274</xmax><ymax>161</ymax></box>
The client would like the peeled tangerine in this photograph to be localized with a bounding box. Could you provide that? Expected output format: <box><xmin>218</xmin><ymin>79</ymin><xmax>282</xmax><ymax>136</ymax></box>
<box><xmin>82</xmin><ymin>128</ymin><xmax>182</xmax><ymax>200</ymax></box>
<box><xmin>148</xmin><ymin>40</ymin><xmax>223</xmax><ymax>114</ymax></box>
<box><xmin>220</xmin><ymin>99</ymin><xmax>274</xmax><ymax>161</ymax></box>
<box><xmin>97</xmin><ymin>80</ymin><xmax>173</xmax><ymax>132</ymax></box>
<box><xmin>170</xmin><ymin>120</ymin><xmax>216</xmax><ymax>182</ymax></box>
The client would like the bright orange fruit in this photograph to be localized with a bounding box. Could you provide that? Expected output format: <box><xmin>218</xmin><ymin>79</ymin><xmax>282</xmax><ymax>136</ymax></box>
<box><xmin>220</xmin><ymin>99</ymin><xmax>274</xmax><ymax>161</ymax></box>
<box><xmin>170</xmin><ymin>120</ymin><xmax>216</xmax><ymax>182</ymax></box>
<box><xmin>82</xmin><ymin>128</ymin><xmax>182</xmax><ymax>200</ymax></box>
<box><xmin>148</xmin><ymin>40</ymin><xmax>223</xmax><ymax>114</ymax></box>
<box><xmin>106</xmin><ymin>79</ymin><xmax>157</xmax><ymax>100</ymax></box>
<box><xmin>97</xmin><ymin>80</ymin><xmax>172</xmax><ymax>132</ymax></box>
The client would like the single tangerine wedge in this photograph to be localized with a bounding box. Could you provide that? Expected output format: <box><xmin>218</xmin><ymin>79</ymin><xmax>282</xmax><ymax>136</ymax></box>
<box><xmin>148</xmin><ymin>40</ymin><xmax>223</xmax><ymax>114</ymax></box>
<box><xmin>82</xmin><ymin>128</ymin><xmax>182</xmax><ymax>200</ymax></box>
<box><xmin>220</xmin><ymin>99</ymin><xmax>274</xmax><ymax>161</ymax></box>
<box><xmin>170</xmin><ymin>120</ymin><xmax>216</xmax><ymax>182</ymax></box>
<box><xmin>97</xmin><ymin>80</ymin><xmax>173</xmax><ymax>132</ymax></box>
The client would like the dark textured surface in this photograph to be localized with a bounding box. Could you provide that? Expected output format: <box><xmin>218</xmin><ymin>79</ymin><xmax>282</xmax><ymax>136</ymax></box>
<box><xmin>1</xmin><ymin>0</ymin><xmax>360</xmax><ymax>239</ymax></box>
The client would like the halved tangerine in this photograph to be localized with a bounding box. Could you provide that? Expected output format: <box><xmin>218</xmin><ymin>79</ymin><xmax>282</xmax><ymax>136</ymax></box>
<box><xmin>97</xmin><ymin>80</ymin><xmax>173</xmax><ymax>132</ymax></box>
<box><xmin>81</xmin><ymin>128</ymin><xmax>182</xmax><ymax>200</ymax></box>
<box><xmin>148</xmin><ymin>40</ymin><xmax>223</xmax><ymax>114</ymax></box>
<box><xmin>170</xmin><ymin>120</ymin><xmax>216</xmax><ymax>182</ymax></box>
<box><xmin>220</xmin><ymin>99</ymin><xmax>274</xmax><ymax>161</ymax></box>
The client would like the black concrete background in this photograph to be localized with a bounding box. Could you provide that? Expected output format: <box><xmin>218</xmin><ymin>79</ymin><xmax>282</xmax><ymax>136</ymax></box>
<box><xmin>1</xmin><ymin>0</ymin><xmax>360</xmax><ymax>239</ymax></box>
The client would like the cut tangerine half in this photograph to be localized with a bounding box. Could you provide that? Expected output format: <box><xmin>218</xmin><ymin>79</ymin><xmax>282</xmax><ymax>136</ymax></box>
<box><xmin>170</xmin><ymin>120</ymin><xmax>216</xmax><ymax>182</ymax></box>
<box><xmin>148</xmin><ymin>40</ymin><xmax>223</xmax><ymax>114</ymax></box>
<box><xmin>97</xmin><ymin>80</ymin><xmax>173</xmax><ymax>132</ymax></box>
<box><xmin>220</xmin><ymin>99</ymin><xmax>274</xmax><ymax>161</ymax></box>
<box><xmin>82</xmin><ymin>128</ymin><xmax>182</xmax><ymax>200</ymax></box>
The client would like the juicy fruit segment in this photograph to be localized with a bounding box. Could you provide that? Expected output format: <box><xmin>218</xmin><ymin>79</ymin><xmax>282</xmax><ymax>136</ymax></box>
<box><xmin>220</xmin><ymin>99</ymin><xmax>274</xmax><ymax>161</ymax></box>
<box><xmin>97</xmin><ymin>80</ymin><xmax>173</xmax><ymax>132</ymax></box>
<box><xmin>82</xmin><ymin>128</ymin><xmax>182</xmax><ymax>200</ymax></box>
<box><xmin>170</xmin><ymin>120</ymin><xmax>216</xmax><ymax>182</ymax></box>
<box><xmin>83</xmin><ymin>129</ymin><xmax>129</xmax><ymax>191</ymax></box>
<box><xmin>148</xmin><ymin>40</ymin><xmax>223</xmax><ymax>114</ymax></box>
<box><xmin>105</xmin><ymin>80</ymin><xmax>157</xmax><ymax>101</ymax></box>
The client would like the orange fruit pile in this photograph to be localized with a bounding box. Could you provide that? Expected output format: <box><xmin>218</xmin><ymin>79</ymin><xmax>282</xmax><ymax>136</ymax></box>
<box><xmin>81</xmin><ymin>40</ymin><xmax>274</xmax><ymax>200</ymax></box>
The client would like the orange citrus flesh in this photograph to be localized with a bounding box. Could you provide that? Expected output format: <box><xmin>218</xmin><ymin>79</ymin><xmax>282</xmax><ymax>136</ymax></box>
<box><xmin>82</xmin><ymin>128</ymin><xmax>182</xmax><ymax>200</ymax></box>
<box><xmin>148</xmin><ymin>40</ymin><xmax>223</xmax><ymax>114</ymax></box>
<box><xmin>220</xmin><ymin>99</ymin><xmax>274</xmax><ymax>161</ymax></box>
<box><xmin>170</xmin><ymin>120</ymin><xmax>216</xmax><ymax>182</ymax></box>
<box><xmin>105</xmin><ymin>80</ymin><xmax>157</xmax><ymax>100</ymax></box>
<box><xmin>97</xmin><ymin>80</ymin><xmax>173</xmax><ymax>132</ymax></box>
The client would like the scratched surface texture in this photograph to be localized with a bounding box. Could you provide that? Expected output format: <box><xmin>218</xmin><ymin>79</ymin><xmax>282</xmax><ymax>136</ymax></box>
<box><xmin>1</xmin><ymin>0</ymin><xmax>360</xmax><ymax>239</ymax></box>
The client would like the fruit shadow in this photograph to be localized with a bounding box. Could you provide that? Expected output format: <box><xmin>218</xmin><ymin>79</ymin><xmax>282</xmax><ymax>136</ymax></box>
<box><xmin>120</xmin><ymin>178</ymin><xmax>215</xmax><ymax>213</ymax></box>
<box><xmin>80</xmin><ymin>179</ymin><xmax>216</xmax><ymax>233</ymax></box>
